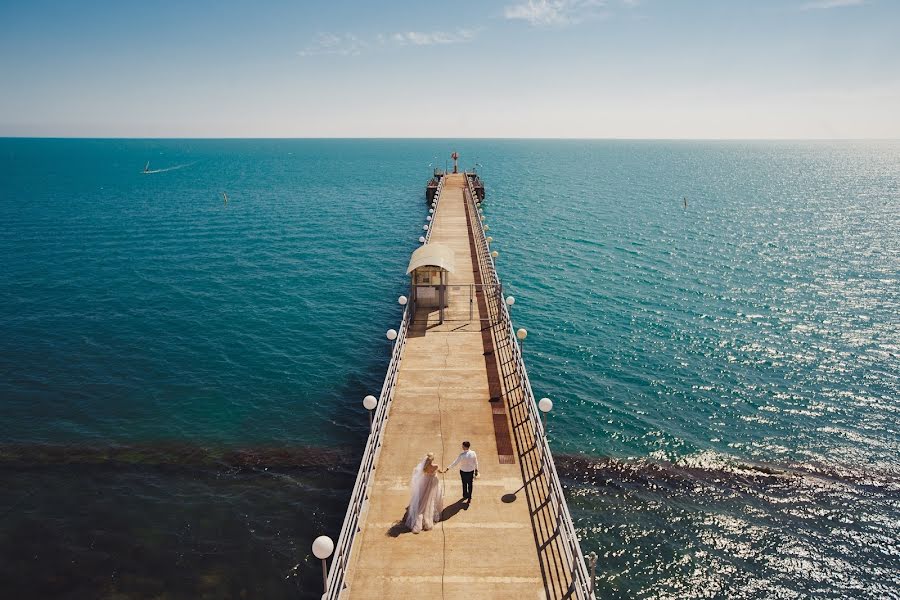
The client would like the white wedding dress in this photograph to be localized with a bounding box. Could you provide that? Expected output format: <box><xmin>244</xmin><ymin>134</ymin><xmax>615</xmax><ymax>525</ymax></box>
<box><xmin>405</xmin><ymin>459</ymin><xmax>443</xmax><ymax>533</ymax></box>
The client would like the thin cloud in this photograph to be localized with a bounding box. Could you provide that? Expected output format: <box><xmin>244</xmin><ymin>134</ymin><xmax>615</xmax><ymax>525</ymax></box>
<box><xmin>300</xmin><ymin>29</ymin><xmax>478</xmax><ymax>58</ymax></box>
<box><xmin>298</xmin><ymin>33</ymin><xmax>366</xmax><ymax>57</ymax></box>
<box><xmin>800</xmin><ymin>0</ymin><xmax>865</xmax><ymax>9</ymax></box>
<box><xmin>504</xmin><ymin>0</ymin><xmax>607</xmax><ymax>26</ymax></box>
<box><xmin>389</xmin><ymin>29</ymin><xmax>478</xmax><ymax>46</ymax></box>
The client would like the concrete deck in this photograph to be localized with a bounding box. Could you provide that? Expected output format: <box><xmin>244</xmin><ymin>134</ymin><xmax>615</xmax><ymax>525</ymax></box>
<box><xmin>341</xmin><ymin>174</ymin><xmax>550</xmax><ymax>599</ymax></box>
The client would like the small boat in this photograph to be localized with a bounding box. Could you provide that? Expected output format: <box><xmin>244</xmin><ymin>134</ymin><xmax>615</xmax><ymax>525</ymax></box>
<box><xmin>143</xmin><ymin>161</ymin><xmax>150</xmax><ymax>173</ymax></box>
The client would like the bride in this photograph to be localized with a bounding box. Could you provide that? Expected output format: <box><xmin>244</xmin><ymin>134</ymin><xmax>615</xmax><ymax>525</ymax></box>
<box><xmin>405</xmin><ymin>452</ymin><xmax>443</xmax><ymax>533</ymax></box>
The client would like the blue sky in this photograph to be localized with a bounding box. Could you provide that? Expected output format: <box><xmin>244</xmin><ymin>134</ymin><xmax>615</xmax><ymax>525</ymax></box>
<box><xmin>0</xmin><ymin>0</ymin><xmax>897</xmax><ymax>138</ymax></box>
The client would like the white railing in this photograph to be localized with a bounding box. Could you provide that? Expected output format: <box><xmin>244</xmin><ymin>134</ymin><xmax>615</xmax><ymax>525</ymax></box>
<box><xmin>425</xmin><ymin>177</ymin><xmax>443</xmax><ymax>243</ymax></box>
<box><xmin>323</xmin><ymin>177</ymin><xmax>444</xmax><ymax>598</ymax></box>
<box><xmin>464</xmin><ymin>175</ymin><xmax>596</xmax><ymax>598</ymax></box>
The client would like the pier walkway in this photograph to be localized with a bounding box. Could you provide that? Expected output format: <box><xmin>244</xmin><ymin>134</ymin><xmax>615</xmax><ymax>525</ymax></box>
<box><xmin>324</xmin><ymin>173</ymin><xmax>593</xmax><ymax>599</ymax></box>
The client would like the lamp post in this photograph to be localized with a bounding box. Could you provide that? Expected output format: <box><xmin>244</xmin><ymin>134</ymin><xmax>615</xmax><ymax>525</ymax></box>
<box><xmin>538</xmin><ymin>397</ymin><xmax>553</xmax><ymax>433</ymax></box>
<box><xmin>491</xmin><ymin>250</ymin><xmax>499</xmax><ymax>259</ymax></box>
<box><xmin>312</xmin><ymin>535</ymin><xmax>334</xmax><ymax>594</ymax></box>
<box><xmin>587</xmin><ymin>551</ymin><xmax>598</xmax><ymax>594</ymax></box>
<box><xmin>516</xmin><ymin>327</ymin><xmax>527</xmax><ymax>356</ymax></box>
<box><xmin>363</xmin><ymin>394</ymin><xmax>377</xmax><ymax>429</ymax></box>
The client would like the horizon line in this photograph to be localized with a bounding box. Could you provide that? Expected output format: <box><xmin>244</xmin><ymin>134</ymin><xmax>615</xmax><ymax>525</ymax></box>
<box><xmin>1</xmin><ymin>136</ymin><xmax>898</xmax><ymax>142</ymax></box>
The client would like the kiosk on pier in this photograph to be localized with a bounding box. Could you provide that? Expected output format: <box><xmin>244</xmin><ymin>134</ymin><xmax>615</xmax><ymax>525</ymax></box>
<box><xmin>406</xmin><ymin>242</ymin><xmax>455</xmax><ymax>324</ymax></box>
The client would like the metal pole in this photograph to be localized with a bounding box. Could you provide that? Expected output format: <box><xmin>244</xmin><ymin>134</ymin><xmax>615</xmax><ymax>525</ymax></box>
<box><xmin>368</xmin><ymin>410</ymin><xmax>373</xmax><ymax>430</ymax></box>
<box><xmin>321</xmin><ymin>558</ymin><xmax>329</xmax><ymax>593</ymax></box>
<box><xmin>588</xmin><ymin>552</ymin><xmax>598</xmax><ymax>594</ymax></box>
<box><xmin>439</xmin><ymin>272</ymin><xmax>445</xmax><ymax>324</ymax></box>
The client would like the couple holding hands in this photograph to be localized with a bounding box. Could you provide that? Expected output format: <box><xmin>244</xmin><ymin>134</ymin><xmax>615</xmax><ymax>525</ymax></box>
<box><xmin>405</xmin><ymin>441</ymin><xmax>479</xmax><ymax>534</ymax></box>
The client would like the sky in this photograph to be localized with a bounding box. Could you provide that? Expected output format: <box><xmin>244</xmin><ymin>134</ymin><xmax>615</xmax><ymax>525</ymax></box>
<box><xmin>0</xmin><ymin>0</ymin><xmax>898</xmax><ymax>138</ymax></box>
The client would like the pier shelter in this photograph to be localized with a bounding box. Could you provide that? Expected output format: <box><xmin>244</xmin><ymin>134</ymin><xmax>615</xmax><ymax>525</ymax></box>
<box><xmin>406</xmin><ymin>242</ymin><xmax>455</xmax><ymax>323</ymax></box>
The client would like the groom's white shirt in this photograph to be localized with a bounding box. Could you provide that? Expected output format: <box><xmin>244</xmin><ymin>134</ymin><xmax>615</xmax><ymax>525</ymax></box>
<box><xmin>448</xmin><ymin>449</ymin><xmax>479</xmax><ymax>472</ymax></box>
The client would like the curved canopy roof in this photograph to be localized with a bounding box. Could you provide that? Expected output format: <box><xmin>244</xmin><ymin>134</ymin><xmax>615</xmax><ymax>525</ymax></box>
<box><xmin>406</xmin><ymin>243</ymin><xmax>456</xmax><ymax>274</ymax></box>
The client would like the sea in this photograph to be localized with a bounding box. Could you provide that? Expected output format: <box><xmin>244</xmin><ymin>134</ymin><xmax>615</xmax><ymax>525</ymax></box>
<box><xmin>0</xmin><ymin>139</ymin><xmax>897</xmax><ymax>599</ymax></box>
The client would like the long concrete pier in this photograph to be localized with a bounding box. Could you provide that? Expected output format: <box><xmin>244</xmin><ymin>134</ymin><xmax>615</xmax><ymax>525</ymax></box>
<box><xmin>323</xmin><ymin>172</ymin><xmax>594</xmax><ymax>599</ymax></box>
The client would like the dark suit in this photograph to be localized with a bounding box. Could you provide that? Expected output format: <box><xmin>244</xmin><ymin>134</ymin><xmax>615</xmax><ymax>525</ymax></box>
<box><xmin>460</xmin><ymin>470</ymin><xmax>474</xmax><ymax>500</ymax></box>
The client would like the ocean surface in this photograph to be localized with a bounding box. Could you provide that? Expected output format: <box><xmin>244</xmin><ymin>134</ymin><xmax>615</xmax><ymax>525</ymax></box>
<box><xmin>1</xmin><ymin>139</ymin><xmax>898</xmax><ymax>599</ymax></box>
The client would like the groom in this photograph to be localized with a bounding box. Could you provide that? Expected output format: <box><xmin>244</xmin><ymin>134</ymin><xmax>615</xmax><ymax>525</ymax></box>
<box><xmin>443</xmin><ymin>441</ymin><xmax>479</xmax><ymax>502</ymax></box>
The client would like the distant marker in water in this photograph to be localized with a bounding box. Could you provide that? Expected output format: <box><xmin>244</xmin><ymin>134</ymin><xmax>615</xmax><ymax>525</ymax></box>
<box><xmin>223</xmin><ymin>192</ymin><xmax>228</xmax><ymax>206</ymax></box>
<box><xmin>683</xmin><ymin>196</ymin><xmax>688</xmax><ymax>210</ymax></box>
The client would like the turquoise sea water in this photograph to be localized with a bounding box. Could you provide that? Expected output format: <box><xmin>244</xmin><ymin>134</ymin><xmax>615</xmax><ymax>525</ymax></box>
<box><xmin>1</xmin><ymin>139</ymin><xmax>898</xmax><ymax>598</ymax></box>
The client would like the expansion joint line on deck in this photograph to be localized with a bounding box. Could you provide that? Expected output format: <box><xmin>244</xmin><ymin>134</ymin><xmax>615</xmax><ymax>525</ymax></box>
<box><xmin>437</xmin><ymin>377</ymin><xmax>449</xmax><ymax>600</ymax></box>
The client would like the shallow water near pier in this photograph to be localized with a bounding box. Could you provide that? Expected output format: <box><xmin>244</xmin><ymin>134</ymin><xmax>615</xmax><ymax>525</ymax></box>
<box><xmin>1</xmin><ymin>139</ymin><xmax>898</xmax><ymax>598</ymax></box>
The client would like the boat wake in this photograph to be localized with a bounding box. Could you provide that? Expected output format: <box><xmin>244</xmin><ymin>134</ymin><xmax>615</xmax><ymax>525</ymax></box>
<box><xmin>142</xmin><ymin>161</ymin><xmax>195</xmax><ymax>174</ymax></box>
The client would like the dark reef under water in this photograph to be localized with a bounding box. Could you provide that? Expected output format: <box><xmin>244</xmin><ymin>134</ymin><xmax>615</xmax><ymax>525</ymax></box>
<box><xmin>3</xmin><ymin>443</ymin><xmax>897</xmax><ymax>599</ymax></box>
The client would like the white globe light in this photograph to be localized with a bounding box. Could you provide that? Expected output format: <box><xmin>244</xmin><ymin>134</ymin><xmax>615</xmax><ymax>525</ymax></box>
<box><xmin>538</xmin><ymin>397</ymin><xmax>553</xmax><ymax>413</ymax></box>
<box><xmin>516</xmin><ymin>328</ymin><xmax>528</xmax><ymax>340</ymax></box>
<box><xmin>486</xmin><ymin>236</ymin><xmax>493</xmax><ymax>243</ymax></box>
<box><xmin>484</xmin><ymin>225</ymin><xmax>490</xmax><ymax>231</ymax></box>
<box><xmin>427</xmin><ymin>215</ymin><xmax>432</xmax><ymax>221</ymax></box>
<box><xmin>363</xmin><ymin>395</ymin><xmax>377</xmax><ymax>410</ymax></box>
<box><xmin>418</xmin><ymin>236</ymin><xmax>426</xmax><ymax>243</ymax></box>
<box><xmin>491</xmin><ymin>250</ymin><xmax>499</xmax><ymax>258</ymax></box>
<box><xmin>506</xmin><ymin>296</ymin><xmax>515</xmax><ymax>306</ymax></box>
<box><xmin>398</xmin><ymin>295</ymin><xmax>408</xmax><ymax>305</ymax></box>
<box><xmin>386</xmin><ymin>329</ymin><xmax>398</xmax><ymax>341</ymax></box>
<box><xmin>312</xmin><ymin>535</ymin><xmax>334</xmax><ymax>559</ymax></box>
<box><xmin>423</xmin><ymin>224</ymin><xmax>429</xmax><ymax>231</ymax></box>
<box><xmin>480</xmin><ymin>215</ymin><xmax>485</xmax><ymax>221</ymax></box>
<box><xmin>429</xmin><ymin>208</ymin><xmax>434</xmax><ymax>214</ymax></box>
